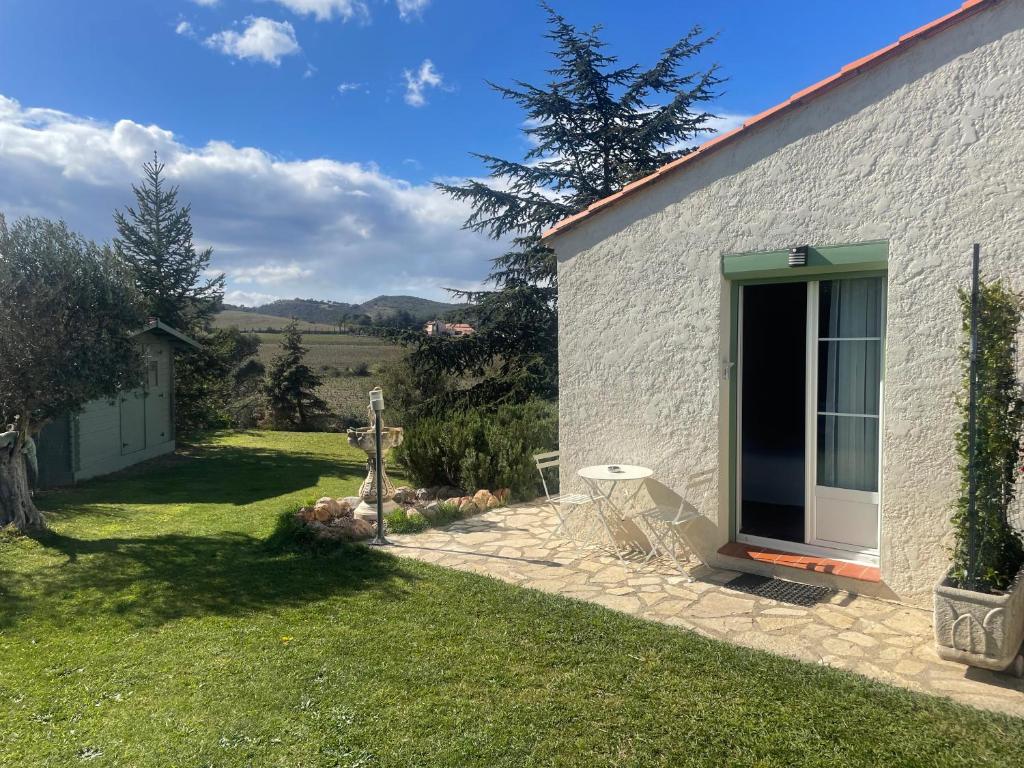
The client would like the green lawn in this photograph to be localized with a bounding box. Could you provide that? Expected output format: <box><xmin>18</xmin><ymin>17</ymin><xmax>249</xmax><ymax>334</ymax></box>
<box><xmin>2</xmin><ymin>432</ymin><xmax>1022</xmax><ymax>767</ymax></box>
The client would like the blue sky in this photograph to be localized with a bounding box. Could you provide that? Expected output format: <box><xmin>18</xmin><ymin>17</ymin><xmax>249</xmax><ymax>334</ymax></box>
<box><xmin>0</xmin><ymin>0</ymin><xmax>963</xmax><ymax>305</ymax></box>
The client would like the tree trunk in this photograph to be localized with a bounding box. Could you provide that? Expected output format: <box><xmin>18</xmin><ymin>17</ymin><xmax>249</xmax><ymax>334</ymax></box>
<box><xmin>0</xmin><ymin>435</ymin><xmax>44</xmax><ymax>531</ymax></box>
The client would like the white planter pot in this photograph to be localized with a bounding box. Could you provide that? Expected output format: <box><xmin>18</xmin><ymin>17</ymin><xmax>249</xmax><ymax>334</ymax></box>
<box><xmin>934</xmin><ymin>565</ymin><xmax>1024</xmax><ymax>673</ymax></box>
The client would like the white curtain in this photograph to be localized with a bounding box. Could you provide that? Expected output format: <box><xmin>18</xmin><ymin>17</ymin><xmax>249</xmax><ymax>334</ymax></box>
<box><xmin>817</xmin><ymin>277</ymin><xmax>883</xmax><ymax>493</ymax></box>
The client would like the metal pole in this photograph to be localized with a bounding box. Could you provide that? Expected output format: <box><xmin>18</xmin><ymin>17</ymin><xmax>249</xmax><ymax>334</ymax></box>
<box><xmin>966</xmin><ymin>243</ymin><xmax>981</xmax><ymax>589</ymax></box>
<box><xmin>370</xmin><ymin>405</ymin><xmax>390</xmax><ymax>546</ymax></box>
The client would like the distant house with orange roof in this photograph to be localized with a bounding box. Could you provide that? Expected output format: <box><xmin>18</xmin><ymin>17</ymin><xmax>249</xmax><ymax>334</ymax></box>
<box><xmin>424</xmin><ymin>320</ymin><xmax>475</xmax><ymax>337</ymax></box>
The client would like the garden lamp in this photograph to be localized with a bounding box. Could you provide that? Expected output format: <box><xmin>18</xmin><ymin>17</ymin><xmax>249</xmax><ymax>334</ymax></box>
<box><xmin>368</xmin><ymin>387</ymin><xmax>390</xmax><ymax>546</ymax></box>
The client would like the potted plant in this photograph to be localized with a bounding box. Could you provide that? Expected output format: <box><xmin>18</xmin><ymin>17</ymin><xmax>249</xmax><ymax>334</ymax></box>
<box><xmin>935</xmin><ymin>256</ymin><xmax>1024</xmax><ymax>673</ymax></box>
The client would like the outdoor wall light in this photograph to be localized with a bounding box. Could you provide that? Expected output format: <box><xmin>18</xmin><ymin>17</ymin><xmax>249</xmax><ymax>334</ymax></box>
<box><xmin>788</xmin><ymin>245</ymin><xmax>809</xmax><ymax>267</ymax></box>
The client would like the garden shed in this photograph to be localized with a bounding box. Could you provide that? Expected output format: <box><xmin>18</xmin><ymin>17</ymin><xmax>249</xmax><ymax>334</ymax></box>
<box><xmin>36</xmin><ymin>319</ymin><xmax>199</xmax><ymax>488</ymax></box>
<box><xmin>543</xmin><ymin>0</ymin><xmax>1024</xmax><ymax>606</ymax></box>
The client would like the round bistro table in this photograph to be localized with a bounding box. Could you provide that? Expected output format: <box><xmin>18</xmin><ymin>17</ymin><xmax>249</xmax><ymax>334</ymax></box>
<box><xmin>577</xmin><ymin>464</ymin><xmax>654</xmax><ymax>560</ymax></box>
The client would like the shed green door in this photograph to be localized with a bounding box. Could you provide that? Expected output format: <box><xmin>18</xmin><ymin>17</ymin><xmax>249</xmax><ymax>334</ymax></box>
<box><xmin>144</xmin><ymin>344</ymin><xmax>171</xmax><ymax>446</ymax></box>
<box><xmin>119</xmin><ymin>390</ymin><xmax>146</xmax><ymax>455</ymax></box>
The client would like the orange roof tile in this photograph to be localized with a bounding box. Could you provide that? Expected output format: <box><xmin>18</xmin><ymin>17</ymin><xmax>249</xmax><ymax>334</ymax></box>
<box><xmin>542</xmin><ymin>0</ymin><xmax>998</xmax><ymax>241</ymax></box>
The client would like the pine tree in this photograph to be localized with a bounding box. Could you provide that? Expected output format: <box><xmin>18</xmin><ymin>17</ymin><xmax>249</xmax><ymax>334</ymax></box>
<box><xmin>114</xmin><ymin>152</ymin><xmax>225</xmax><ymax>334</ymax></box>
<box><xmin>402</xmin><ymin>3</ymin><xmax>720</xmax><ymax>410</ymax></box>
<box><xmin>264</xmin><ymin>323</ymin><xmax>331</xmax><ymax>431</ymax></box>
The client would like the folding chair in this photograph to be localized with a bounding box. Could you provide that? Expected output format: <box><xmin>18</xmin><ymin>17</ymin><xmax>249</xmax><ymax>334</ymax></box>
<box><xmin>632</xmin><ymin>470</ymin><xmax>715</xmax><ymax>578</ymax></box>
<box><xmin>534</xmin><ymin>450</ymin><xmax>605</xmax><ymax>548</ymax></box>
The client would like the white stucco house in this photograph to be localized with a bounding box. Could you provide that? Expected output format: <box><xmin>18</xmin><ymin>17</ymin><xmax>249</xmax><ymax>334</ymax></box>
<box><xmin>543</xmin><ymin>0</ymin><xmax>1024</xmax><ymax>606</ymax></box>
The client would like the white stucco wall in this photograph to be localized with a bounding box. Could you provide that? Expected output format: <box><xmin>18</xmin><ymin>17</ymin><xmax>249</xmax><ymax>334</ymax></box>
<box><xmin>551</xmin><ymin>0</ymin><xmax>1024</xmax><ymax>605</ymax></box>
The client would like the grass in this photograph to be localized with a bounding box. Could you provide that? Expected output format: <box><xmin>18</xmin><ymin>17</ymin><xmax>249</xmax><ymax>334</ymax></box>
<box><xmin>254</xmin><ymin>333</ymin><xmax>405</xmax><ymax>421</ymax></box>
<box><xmin>213</xmin><ymin>310</ymin><xmax>337</xmax><ymax>333</ymax></box>
<box><xmin>216</xmin><ymin>309</ymin><xmax>407</xmax><ymax>422</ymax></box>
<box><xmin>2</xmin><ymin>431</ymin><xmax>1023</xmax><ymax>766</ymax></box>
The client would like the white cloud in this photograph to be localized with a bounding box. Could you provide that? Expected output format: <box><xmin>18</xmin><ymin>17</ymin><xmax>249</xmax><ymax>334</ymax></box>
<box><xmin>268</xmin><ymin>0</ymin><xmax>368</xmax><ymax>22</ymax></box>
<box><xmin>225</xmin><ymin>291</ymin><xmax>280</xmax><ymax>307</ymax></box>
<box><xmin>396</xmin><ymin>0</ymin><xmax>430</xmax><ymax>20</ymax></box>
<box><xmin>0</xmin><ymin>94</ymin><xmax>497</xmax><ymax>305</ymax></box>
<box><xmin>229</xmin><ymin>263</ymin><xmax>313</xmax><ymax>284</ymax></box>
<box><xmin>205</xmin><ymin>17</ymin><xmax>301</xmax><ymax>66</ymax></box>
<box><xmin>403</xmin><ymin>59</ymin><xmax>443</xmax><ymax>107</ymax></box>
<box><xmin>175</xmin><ymin>21</ymin><xmax>194</xmax><ymax>37</ymax></box>
<box><xmin>191</xmin><ymin>0</ymin><xmax>219</xmax><ymax>6</ymax></box>
<box><xmin>337</xmin><ymin>81</ymin><xmax>365</xmax><ymax>95</ymax></box>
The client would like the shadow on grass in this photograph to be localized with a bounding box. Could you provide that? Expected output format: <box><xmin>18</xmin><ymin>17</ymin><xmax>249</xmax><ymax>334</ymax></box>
<box><xmin>39</xmin><ymin>441</ymin><xmax>369</xmax><ymax>512</ymax></box>
<box><xmin>3</xmin><ymin>526</ymin><xmax>419</xmax><ymax>631</ymax></box>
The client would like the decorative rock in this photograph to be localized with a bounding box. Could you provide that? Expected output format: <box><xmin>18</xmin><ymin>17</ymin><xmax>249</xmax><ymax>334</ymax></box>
<box><xmin>473</xmin><ymin>489</ymin><xmax>495</xmax><ymax>508</ymax></box>
<box><xmin>420</xmin><ymin>501</ymin><xmax>440</xmax><ymax>520</ymax></box>
<box><xmin>437</xmin><ymin>486</ymin><xmax>465</xmax><ymax>500</ymax></box>
<box><xmin>495</xmin><ymin>488</ymin><xmax>511</xmax><ymax>505</ymax></box>
<box><xmin>316</xmin><ymin>517</ymin><xmax>374</xmax><ymax>541</ymax></box>
<box><xmin>486</xmin><ymin>494</ymin><xmax>502</xmax><ymax>509</ymax></box>
<box><xmin>341</xmin><ymin>496</ymin><xmax>362</xmax><ymax>509</ymax></box>
<box><xmin>459</xmin><ymin>499</ymin><xmax>480</xmax><ymax>516</ymax></box>
<box><xmin>297</xmin><ymin>506</ymin><xmax>314</xmax><ymax>522</ymax></box>
<box><xmin>314</xmin><ymin>497</ymin><xmax>340</xmax><ymax>520</ymax></box>
<box><xmin>334</xmin><ymin>498</ymin><xmax>354</xmax><ymax>519</ymax></box>
<box><xmin>393</xmin><ymin>486</ymin><xmax>417</xmax><ymax>505</ymax></box>
<box><xmin>407</xmin><ymin>509</ymin><xmax>425</xmax><ymax>523</ymax></box>
<box><xmin>415</xmin><ymin>487</ymin><xmax>435</xmax><ymax>503</ymax></box>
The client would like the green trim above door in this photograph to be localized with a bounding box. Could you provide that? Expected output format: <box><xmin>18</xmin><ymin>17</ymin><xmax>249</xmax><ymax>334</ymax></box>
<box><xmin>722</xmin><ymin>241</ymin><xmax>888</xmax><ymax>281</ymax></box>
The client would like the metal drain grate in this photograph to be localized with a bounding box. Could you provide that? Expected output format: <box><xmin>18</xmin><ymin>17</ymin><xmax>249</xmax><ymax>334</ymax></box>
<box><xmin>725</xmin><ymin>573</ymin><xmax>832</xmax><ymax>607</ymax></box>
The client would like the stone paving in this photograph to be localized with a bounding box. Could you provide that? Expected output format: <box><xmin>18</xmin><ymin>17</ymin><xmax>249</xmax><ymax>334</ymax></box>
<box><xmin>389</xmin><ymin>502</ymin><xmax>1024</xmax><ymax>718</ymax></box>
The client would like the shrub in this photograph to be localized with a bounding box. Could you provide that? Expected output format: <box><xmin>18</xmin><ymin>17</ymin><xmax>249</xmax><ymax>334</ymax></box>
<box><xmin>395</xmin><ymin>398</ymin><xmax>557</xmax><ymax>501</ymax></box>
<box><xmin>430</xmin><ymin>500</ymin><xmax>465</xmax><ymax>527</ymax></box>
<box><xmin>347</xmin><ymin>362</ymin><xmax>371</xmax><ymax>377</ymax></box>
<box><xmin>950</xmin><ymin>281</ymin><xmax>1024</xmax><ymax>591</ymax></box>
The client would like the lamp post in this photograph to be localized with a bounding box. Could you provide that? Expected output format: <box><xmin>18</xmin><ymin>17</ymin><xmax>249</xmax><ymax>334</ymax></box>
<box><xmin>368</xmin><ymin>387</ymin><xmax>390</xmax><ymax>546</ymax></box>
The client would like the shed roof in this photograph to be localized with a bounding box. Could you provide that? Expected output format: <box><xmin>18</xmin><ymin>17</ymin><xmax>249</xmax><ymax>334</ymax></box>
<box><xmin>135</xmin><ymin>318</ymin><xmax>201</xmax><ymax>349</ymax></box>
<box><xmin>542</xmin><ymin>0</ymin><xmax>998</xmax><ymax>242</ymax></box>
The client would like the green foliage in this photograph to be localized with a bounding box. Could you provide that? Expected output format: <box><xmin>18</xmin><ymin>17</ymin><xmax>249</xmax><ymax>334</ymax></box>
<box><xmin>396</xmin><ymin>399</ymin><xmax>557</xmax><ymax>500</ymax></box>
<box><xmin>400</xmin><ymin>4</ymin><xmax>721</xmax><ymax>410</ymax></box>
<box><xmin>950</xmin><ymin>281</ymin><xmax>1024</xmax><ymax>591</ymax></box>
<box><xmin>263</xmin><ymin>323</ymin><xmax>333</xmax><ymax>431</ymax></box>
<box><xmin>113</xmin><ymin>152</ymin><xmax>224</xmax><ymax>335</ymax></box>
<box><xmin>377</xmin><ymin>357</ymin><xmax>455</xmax><ymax>425</ymax></box>
<box><xmin>174</xmin><ymin>327</ymin><xmax>266</xmax><ymax>435</ymax></box>
<box><xmin>430</xmin><ymin>500</ymin><xmax>466</xmax><ymax>527</ymax></box>
<box><xmin>0</xmin><ymin>215</ymin><xmax>146</xmax><ymax>429</ymax></box>
<box><xmin>384</xmin><ymin>507</ymin><xmax>431</xmax><ymax>534</ymax></box>
<box><xmin>0</xmin><ymin>214</ymin><xmax>145</xmax><ymax>529</ymax></box>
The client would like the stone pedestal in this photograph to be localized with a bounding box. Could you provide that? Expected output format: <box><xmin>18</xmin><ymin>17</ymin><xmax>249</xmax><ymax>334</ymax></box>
<box><xmin>353</xmin><ymin>500</ymin><xmax>399</xmax><ymax>524</ymax></box>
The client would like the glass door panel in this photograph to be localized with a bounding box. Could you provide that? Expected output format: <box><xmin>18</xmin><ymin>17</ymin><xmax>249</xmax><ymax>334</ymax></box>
<box><xmin>812</xmin><ymin>276</ymin><xmax>884</xmax><ymax>552</ymax></box>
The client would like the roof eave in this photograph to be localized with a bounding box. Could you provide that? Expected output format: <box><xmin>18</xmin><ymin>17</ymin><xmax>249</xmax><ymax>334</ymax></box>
<box><xmin>541</xmin><ymin>0</ymin><xmax>998</xmax><ymax>243</ymax></box>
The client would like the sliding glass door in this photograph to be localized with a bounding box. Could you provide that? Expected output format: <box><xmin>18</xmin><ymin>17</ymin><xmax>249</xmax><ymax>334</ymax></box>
<box><xmin>738</xmin><ymin>275</ymin><xmax>884</xmax><ymax>559</ymax></box>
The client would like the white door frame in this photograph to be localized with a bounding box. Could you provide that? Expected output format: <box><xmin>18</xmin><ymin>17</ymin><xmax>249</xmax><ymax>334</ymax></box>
<box><xmin>736</xmin><ymin>278</ymin><xmax>884</xmax><ymax>565</ymax></box>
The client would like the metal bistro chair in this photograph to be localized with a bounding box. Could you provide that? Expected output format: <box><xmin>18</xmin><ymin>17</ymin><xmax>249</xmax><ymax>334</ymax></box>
<box><xmin>534</xmin><ymin>450</ymin><xmax>605</xmax><ymax>548</ymax></box>
<box><xmin>633</xmin><ymin>470</ymin><xmax>715</xmax><ymax>578</ymax></box>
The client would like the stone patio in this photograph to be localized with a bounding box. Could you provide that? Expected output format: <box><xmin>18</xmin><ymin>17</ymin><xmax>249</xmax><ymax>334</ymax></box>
<box><xmin>389</xmin><ymin>502</ymin><xmax>1024</xmax><ymax>718</ymax></box>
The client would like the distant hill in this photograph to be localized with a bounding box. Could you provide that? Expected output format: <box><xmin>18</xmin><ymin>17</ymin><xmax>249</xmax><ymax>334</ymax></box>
<box><xmin>357</xmin><ymin>295</ymin><xmax>467</xmax><ymax>323</ymax></box>
<box><xmin>212</xmin><ymin>310</ymin><xmax>337</xmax><ymax>332</ymax></box>
<box><xmin>218</xmin><ymin>295</ymin><xmax>467</xmax><ymax>327</ymax></box>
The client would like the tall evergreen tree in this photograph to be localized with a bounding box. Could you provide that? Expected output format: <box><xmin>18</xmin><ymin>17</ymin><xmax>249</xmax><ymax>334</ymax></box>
<box><xmin>401</xmin><ymin>3</ymin><xmax>720</xmax><ymax>410</ymax></box>
<box><xmin>264</xmin><ymin>323</ymin><xmax>331</xmax><ymax>431</ymax></box>
<box><xmin>114</xmin><ymin>152</ymin><xmax>225</xmax><ymax>334</ymax></box>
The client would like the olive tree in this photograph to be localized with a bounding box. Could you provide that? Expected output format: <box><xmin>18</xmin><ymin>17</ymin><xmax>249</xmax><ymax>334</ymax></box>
<box><xmin>0</xmin><ymin>215</ymin><xmax>144</xmax><ymax>530</ymax></box>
